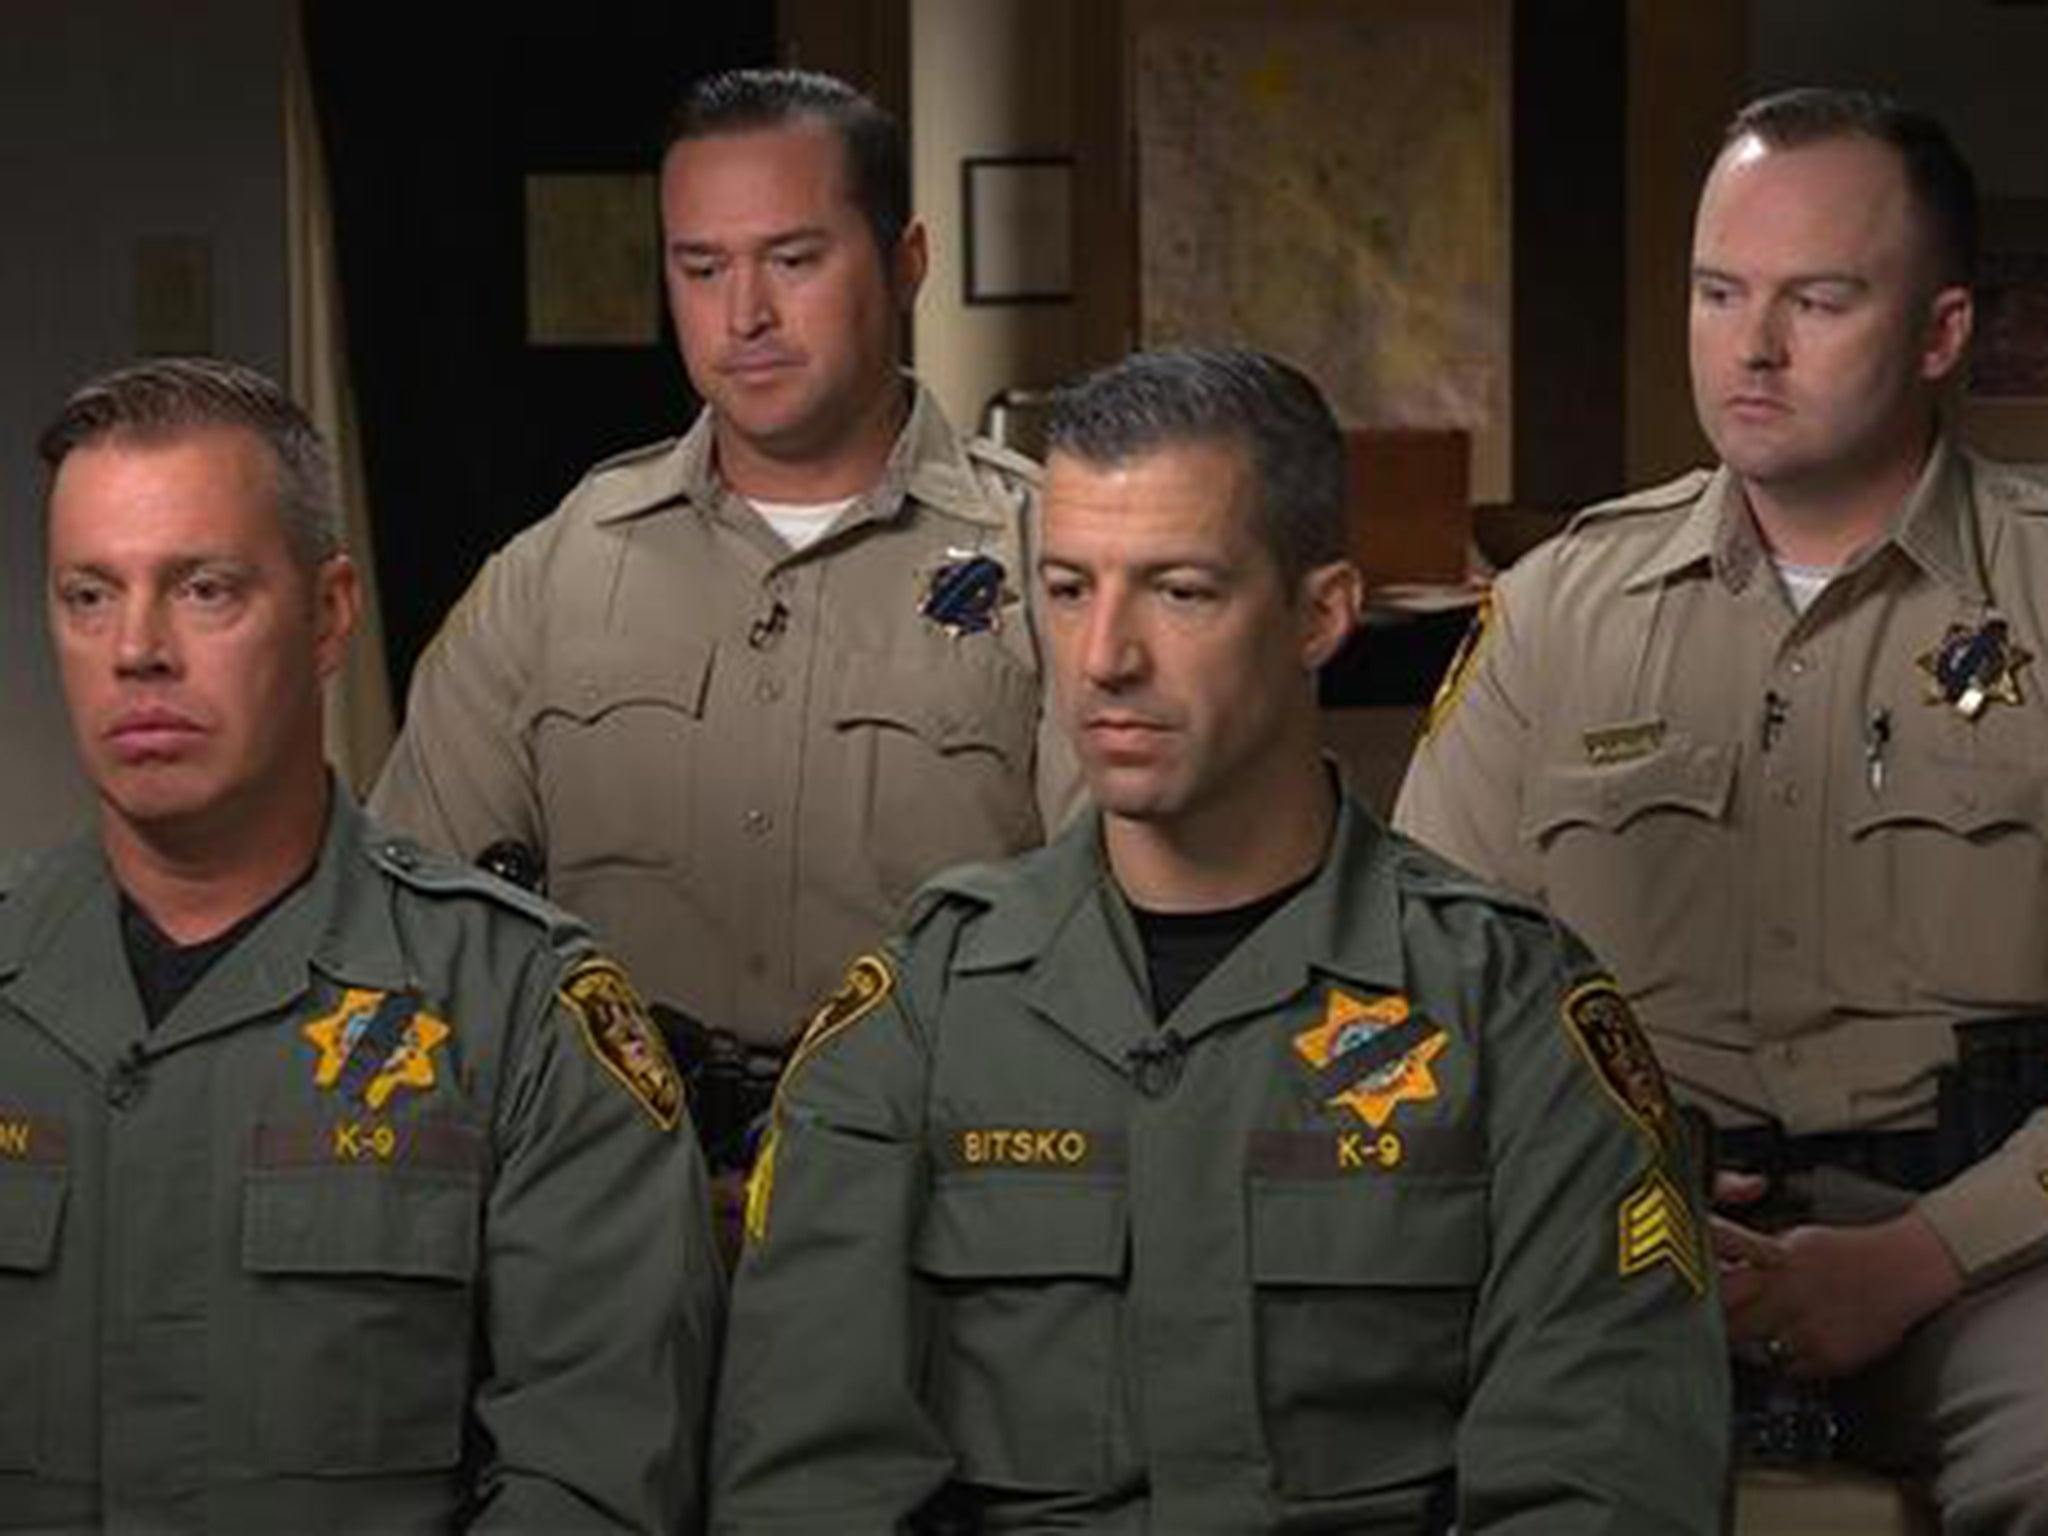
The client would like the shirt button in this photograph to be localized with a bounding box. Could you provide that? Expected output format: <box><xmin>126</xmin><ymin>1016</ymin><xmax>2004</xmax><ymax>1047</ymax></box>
<box><xmin>1779</xmin><ymin>1042</ymin><xmax>1803</xmax><ymax>1067</ymax></box>
<box><xmin>746</xmin><ymin>953</ymin><xmax>769</xmax><ymax>979</ymax></box>
<box><xmin>743</xmin><ymin>808</ymin><xmax>772</xmax><ymax>835</ymax></box>
<box><xmin>756</xmin><ymin>678</ymin><xmax>783</xmax><ymax>703</ymax></box>
<box><xmin>1767</xmin><ymin>926</ymin><xmax>1797</xmax><ymax>951</ymax></box>
<box><xmin>1785</xmin><ymin>654</ymin><xmax>1809</xmax><ymax>676</ymax></box>
<box><xmin>1776</xmin><ymin>783</ymin><xmax>1799</xmax><ymax>807</ymax></box>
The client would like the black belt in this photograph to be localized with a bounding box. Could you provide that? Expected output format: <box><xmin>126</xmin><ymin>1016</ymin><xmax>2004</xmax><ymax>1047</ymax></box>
<box><xmin>1715</xmin><ymin>1124</ymin><xmax>1944</xmax><ymax>1193</ymax></box>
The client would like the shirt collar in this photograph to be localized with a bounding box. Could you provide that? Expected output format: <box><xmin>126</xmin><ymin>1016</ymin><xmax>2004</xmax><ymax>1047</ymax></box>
<box><xmin>1622</xmin><ymin>437</ymin><xmax>1984</xmax><ymax>603</ymax></box>
<box><xmin>591</xmin><ymin>375</ymin><xmax>1000</xmax><ymax>535</ymax></box>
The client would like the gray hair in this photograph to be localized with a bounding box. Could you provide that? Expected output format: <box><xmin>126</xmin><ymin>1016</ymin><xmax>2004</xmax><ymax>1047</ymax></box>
<box><xmin>38</xmin><ymin>356</ymin><xmax>342</xmax><ymax>567</ymax></box>
<box><xmin>1046</xmin><ymin>347</ymin><xmax>1348</xmax><ymax>586</ymax></box>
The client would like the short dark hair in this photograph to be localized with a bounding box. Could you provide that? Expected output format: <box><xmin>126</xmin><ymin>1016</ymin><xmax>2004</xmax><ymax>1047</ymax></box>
<box><xmin>38</xmin><ymin>356</ymin><xmax>341</xmax><ymax>568</ymax></box>
<box><xmin>1724</xmin><ymin>87</ymin><xmax>1978</xmax><ymax>287</ymax></box>
<box><xmin>1046</xmin><ymin>347</ymin><xmax>1348</xmax><ymax>587</ymax></box>
<box><xmin>664</xmin><ymin>67</ymin><xmax>909</xmax><ymax>259</ymax></box>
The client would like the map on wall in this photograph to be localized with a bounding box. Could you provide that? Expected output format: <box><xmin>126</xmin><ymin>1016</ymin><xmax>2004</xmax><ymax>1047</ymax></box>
<box><xmin>1137</xmin><ymin>0</ymin><xmax>1511</xmax><ymax>501</ymax></box>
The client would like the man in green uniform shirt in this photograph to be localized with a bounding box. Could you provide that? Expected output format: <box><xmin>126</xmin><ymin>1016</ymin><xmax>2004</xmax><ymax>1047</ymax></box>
<box><xmin>711</xmin><ymin>348</ymin><xmax>1728</xmax><ymax>1533</ymax></box>
<box><xmin>0</xmin><ymin>358</ymin><xmax>721</xmax><ymax>1532</ymax></box>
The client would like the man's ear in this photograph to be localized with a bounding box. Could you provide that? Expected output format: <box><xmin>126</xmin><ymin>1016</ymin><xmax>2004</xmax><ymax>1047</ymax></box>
<box><xmin>311</xmin><ymin>554</ymin><xmax>362</xmax><ymax>683</ymax></box>
<box><xmin>1921</xmin><ymin>284</ymin><xmax>1974</xmax><ymax>385</ymax></box>
<box><xmin>894</xmin><ymin>218</ymin><xmax>929</xmax><ymax>310</ymax></box>
<box><xmin>1297</xmin><ymin>559</ymin><xmax>1363</xmax><ymax>672</ymax></box>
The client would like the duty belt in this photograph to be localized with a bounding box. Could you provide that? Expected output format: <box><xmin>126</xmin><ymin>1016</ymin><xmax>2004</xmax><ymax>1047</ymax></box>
<box><xmin>1715</xmin><ymin>1124</ymin><xmax>1944</xmax><ymax>1194</ymax></box>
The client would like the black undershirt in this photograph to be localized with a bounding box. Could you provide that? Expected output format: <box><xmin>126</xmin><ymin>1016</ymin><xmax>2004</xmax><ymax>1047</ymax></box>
<box><xmin>120</xmin><ymin>873</ymin><xmax>311</xmax><ymax>1029</ymax></box>
<box><xmin>1129</xmin><ymin>872</ymin><xmax>1315</xmax><ymax>1022</ymax></box>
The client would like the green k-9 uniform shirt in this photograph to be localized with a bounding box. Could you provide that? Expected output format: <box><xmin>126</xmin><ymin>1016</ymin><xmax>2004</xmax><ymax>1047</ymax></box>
<box><xmin>712</xmin><ymin>795</ymin><xmax>1729</xmax><ymax>1534</ymax></box>
<box><xmin>0</xmin><ymin>792</ymin><xmax>722</xmax><ymax>1533</ymax></box>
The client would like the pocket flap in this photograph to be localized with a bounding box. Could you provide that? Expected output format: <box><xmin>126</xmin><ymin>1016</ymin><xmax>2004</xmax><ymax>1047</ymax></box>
<box><xmin>1847</xmin><ymin>759</ymin><xmax>2044</xmax><ymax>839</ymax></box>
<box><xmin>0</xmin><ymin>1169</ymin><xmax>65</xmax><ymax>1273</ymax></box>
<box><xmin>524</xmin><ymin>632</ymin><xmax>714</xmax><ymax>726</ymax></box>
<box><xmin>244</xmin><ymin>1169</ymin><xmax>481</xmax><ymax>1282</ymax></box>
<box><xmin>914</xmin><ymin>1177</ymin><xmax>1127</xmax><ymax>1280</ymax></box>
<box><xmin>1524</xmin><ymin>739</ymin><xmax>1737</xmax><ymax>841</ymax></box>
<box><xmin>832</xmin><ymin>645</ymin><xmax>1035</xmax><ymax>759</ymax></box>
<box><xmin>1252</xmin><ymin>1179</ymin><xmax>1486</xmax><ymax>1287</ymax></box>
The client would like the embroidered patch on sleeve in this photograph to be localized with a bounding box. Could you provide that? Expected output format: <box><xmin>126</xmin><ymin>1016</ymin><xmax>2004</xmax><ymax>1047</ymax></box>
<box><xmin>1619</xmin><ymin>1166</ymin><xmax>1705</xmax><ymax>1295</ymax></box>
<box><xmin>561</xmin><ymin>958</ymin><xmax>683</xmax><ymax>1132</ymax></box>
<box><xmin>1422</xmin><ymin>592</ymin><xmax>1494</xmax><ymax>741</ymax></box>
<box><xmin>1562</xmin><ymin>978</ymin><xmax>1678</xmax><ymax>1153</ymax></box>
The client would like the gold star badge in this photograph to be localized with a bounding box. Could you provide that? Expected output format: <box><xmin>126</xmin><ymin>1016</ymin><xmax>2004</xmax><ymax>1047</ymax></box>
<box><xmin>303</xmin><ymin>988</ymin><xmax>451</xmax><ymax>1111</ymax></box>
<box><xmin>1292</xmin><ymin>989</ymin><xmax>1449</xmax><ymax>1130</ymax></box>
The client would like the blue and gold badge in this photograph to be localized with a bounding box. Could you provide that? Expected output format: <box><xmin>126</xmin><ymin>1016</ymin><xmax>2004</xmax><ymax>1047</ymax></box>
<box><xmin>1292</xmin><ymin>989</ymin><xmax>1449</xmax><ymax>1131</ymax></box>
<box><xmin>1918</xmin><ymin>617</ymin><xmax>2031</xmax><ymax>720</ymax></box>
<box><xmin>920</xmin><ymin>550</ymin><xmax>1011</xmax><ymax>637</ymax></box>
<box><xmin>303</xmin><ymin>988</ymin><xmax>451</xmax><ymax>1111</ymax></box>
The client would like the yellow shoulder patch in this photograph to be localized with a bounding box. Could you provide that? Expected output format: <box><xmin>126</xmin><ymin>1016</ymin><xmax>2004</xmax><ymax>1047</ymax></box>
<box><xmin>743</xmin><ymin>953</ymin><xmax>897</xmax><ymax>1247</ymax></box>
<box><xmin>1561</xmin><ymin>977</ymin><xmax>1677</xmax><ymax>1154</ymax></box>
<box><xmin>1619</xmin><ymin>1166</ymin><xmax>1705</xmax><ymax>1295</ymax></box>
<box><xmin>788</xmin><ymin>953</ymin><xmax>895</xmax><ymax>1077</ymax></box>
<box><xmin>1422</xmin><ymin>592</ymin><xmax>1494</xmax><ymax>741</ymax></box>
<box><xmin>560</xmin><ymin>958</ymin><xmax>683</xmax><ymax>1132</ymax></box>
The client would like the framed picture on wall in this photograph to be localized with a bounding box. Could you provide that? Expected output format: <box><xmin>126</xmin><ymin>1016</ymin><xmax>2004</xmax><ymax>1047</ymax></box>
<box><xmin>1964</xmin><ymin>198</ymin><xmax>2048</xmax><ymax>465</ymax></box>
<box><xmin>962</xmin><ymin>155</ymin><xmax>1074</xmax><ymax>305</ymax></box>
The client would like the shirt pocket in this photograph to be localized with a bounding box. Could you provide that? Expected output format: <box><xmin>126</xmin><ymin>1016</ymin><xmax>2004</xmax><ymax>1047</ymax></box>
<box><xmin>241</xmin><ymin>1167</ymin><xmax>482</xmax><ymax>1475</ymax></box>
<box><xmin>521</xmin><ymin>631</ymin><xmax>714</xmax><ymax>877</ymax></box>
<box><xmin>0</xmin><ymin>1162</ymin><xmax>66</xmax><ymax>1472</ymax></box>
<box><xmin>911</xmin><ymin>1177</ymin><xmax>1128</xmax><ymax>1492</ymax></box>
<box><xmin>833</xmin><ymin>644</ymin><xmax>1042</xmax><ymax>902</ymax></box>
<box><xmin>1522</xmin><ymin>741</ymin><xmax>1739</xmax><ymax>992</ymax></box>
<box><xmin>1843</xmin><ymin>758</ymin><xmax>2048</xmax><ymax>1002</ymax></box>
<box><xmin>1250</xmin><ymin>1178</ymin><xmax>1485</xmax><ymax>1499</ymax></box>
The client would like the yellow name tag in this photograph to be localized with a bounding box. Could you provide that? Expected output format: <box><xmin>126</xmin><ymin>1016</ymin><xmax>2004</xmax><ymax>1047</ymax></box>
<box><xmin>1582</xmin><ymin>720</ymin><xmax>1666</xmax><ymax>765</ymax></box>
<box><xmin>960</xmin><ymin>1128</ymin><xmax>1091</xmax><ymax>1168</ymax></box>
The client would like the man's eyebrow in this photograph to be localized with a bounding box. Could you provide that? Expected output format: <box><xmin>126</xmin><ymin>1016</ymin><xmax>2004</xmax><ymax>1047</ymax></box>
<box><xmin>671</xmin><ymin>225</ymin><xmax>831</xmax><ymax>254</ymax></box>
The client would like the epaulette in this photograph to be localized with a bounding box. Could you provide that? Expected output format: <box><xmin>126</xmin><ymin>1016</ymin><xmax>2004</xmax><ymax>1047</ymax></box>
<box><xmin>1564</xmin><ymin>468</ymin><xmax>1713</xmax><ymax>536</ymax></box>
<box><xmin>1976</xmin><ymin>460</ymin><xmax>2048</xmax><ymax>517</ymax></box>
<box><xmin>368</xmin><ymin>835</ymin><xmax>563</xmax><ymax>933</ymax></box>
<box><xmin>1385</xmin><ymin>830</ymin><xmax>1555</xmax><ymax>929</ymax></box>
<box><xmin>903</xmin><ymin>860</ymin><xmax>1007</xmax><ymax>933</ymax></box>
<box><xmin>964</xmin><ymin>434</ymin><xmax>1043</xmax><ymax>488</ymax></box>
<box><xmin>585</xmin><ymin>435</ymin><xmax>684</xmax><ymax>478</ymax></box>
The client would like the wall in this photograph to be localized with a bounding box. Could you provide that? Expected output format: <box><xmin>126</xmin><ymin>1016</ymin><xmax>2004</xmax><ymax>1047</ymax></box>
<box><xmin>1752</xmin><ymin>0</ymin><xmax>2048</xmax><ymax>465</ymax></box>
<box><xmin>0</xmin><ymin>0</ymin><xmax>287</xmax><ymax>861</ymax></box>
<box><xmin>910</xmin><ymin>0</ymin><xmax>1080</xmax><ymax>439</ymax></box>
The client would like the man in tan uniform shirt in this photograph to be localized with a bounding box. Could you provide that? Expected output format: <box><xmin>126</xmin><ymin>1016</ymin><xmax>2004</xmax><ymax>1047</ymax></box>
<box><xmin>372</xmin><ymin>70</ymin><xmax>1075</xmax><ymax>1056</ymax></box>
<box><xmin>1397</xmin><ymin>90</ymin><xmax>2048</xmax><ymax>1531</ymax></box>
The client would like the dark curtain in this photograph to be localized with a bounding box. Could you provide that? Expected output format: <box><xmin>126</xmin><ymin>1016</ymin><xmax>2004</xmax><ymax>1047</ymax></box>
<box><xmin>301</xmin><ymin>3</ymin><xmax>776</xmax><ymax>699</ymax></box>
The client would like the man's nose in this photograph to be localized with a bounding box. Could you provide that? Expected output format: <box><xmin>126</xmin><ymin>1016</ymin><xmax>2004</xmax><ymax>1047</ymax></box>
<box><xmin>1741</xmin><ymin>300</ymin><xmax>1789</xmax><ymax>371</ymax></box>
<box><xmin>113</xmin><ymin>596</ymin><xmax>176</xmax><ymax>679</ymax></box>
<box><xmin>727</xmin><ymin>259</ymin><xmax>774</xmax><ymax>339</ymax></box>
<box><xmin>1080</xmin><ymin>595</ymin><xmax>1144</xmax><ymax>688</ymax></box>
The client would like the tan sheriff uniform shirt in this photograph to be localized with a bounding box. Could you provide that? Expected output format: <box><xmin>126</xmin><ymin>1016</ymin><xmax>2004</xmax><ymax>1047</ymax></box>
<box><xmin>1396</xmin><ymin>440</ymin><xmax>2048</xmax><ymax>1280</ymax></box>
<box><xmin>372</xmin><ymin>382</ymin><xmax>1079</xmax><ymax>1048</ymax></box>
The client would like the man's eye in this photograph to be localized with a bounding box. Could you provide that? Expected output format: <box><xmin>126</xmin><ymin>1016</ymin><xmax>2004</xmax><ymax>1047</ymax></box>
<box><xmin>1160</xmin><ymin>583</ymin><xmax>1216</xmax><ymax>606</ymax></box>
<box><xmin>772</xmin><ymin>249</ymin><xmax>820</xmax><ymax>273</ymax></box>
<box><xmin>676</xmin><ymin>257</ymin><xmax>720</xmax><ymax>282</ymax></box>
<box><xmin>58</xmin><ymin>582</ymin><xmax>110</xmax><ymax>613</ymax></box>
<box><xmin>181</xmin><ymin>574</ymin><xmax>237</xmax><ymax>606</ymax></box>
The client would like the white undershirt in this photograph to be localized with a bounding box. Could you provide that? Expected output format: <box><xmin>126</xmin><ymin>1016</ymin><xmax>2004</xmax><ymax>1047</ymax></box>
<box><xmin>1773</xmin><ymin>556</ymin><xmax>1838</xmax><ymax>616</ymax></box>
<box><xmin>749</xmin><ymin>496</ymin><xmax>859</xmax><ymax>553</ymax></box>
